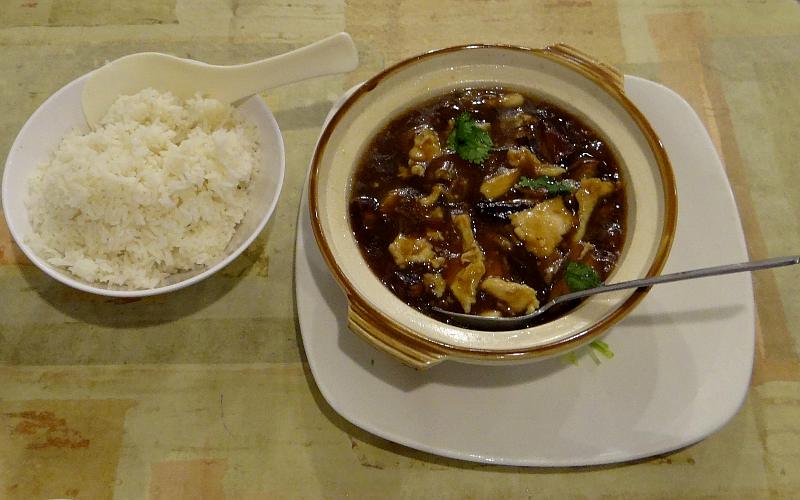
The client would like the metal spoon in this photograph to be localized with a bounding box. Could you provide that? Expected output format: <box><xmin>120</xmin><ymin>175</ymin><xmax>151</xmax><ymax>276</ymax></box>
<box><xmin>434</xmin><ymin>255</ymin><xmax>800</xmax><ymax>330</ymax></box>
<box><xmin>82</xmin><ymin>32</ymin><xmax>358</xmax><ymax>128</ymax></box>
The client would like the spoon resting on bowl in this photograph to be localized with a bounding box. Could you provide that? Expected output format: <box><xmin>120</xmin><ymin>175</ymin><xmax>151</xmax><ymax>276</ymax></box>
<box><xmin>434</xmin><ymin>255</ymin><xmax>800</xmax><ymax>331</ymax></box>
<box><xmin>82</xmin><ymin>32</ymin><xmax>359</xmax><ymax>128</ymax></box>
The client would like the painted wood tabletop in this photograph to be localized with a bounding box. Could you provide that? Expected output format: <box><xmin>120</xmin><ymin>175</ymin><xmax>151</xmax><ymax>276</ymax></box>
<box><xmin>1</xmin><ymin>1</ymin><xmax>798</xmax><ymax>498</ymax></box>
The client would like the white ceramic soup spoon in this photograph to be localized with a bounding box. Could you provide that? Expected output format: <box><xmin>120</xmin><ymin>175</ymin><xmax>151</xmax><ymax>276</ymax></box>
<box><xmin>82</xmin><ymin>32</ymin><xmax>358</xmax><ymax>128</ymax></box>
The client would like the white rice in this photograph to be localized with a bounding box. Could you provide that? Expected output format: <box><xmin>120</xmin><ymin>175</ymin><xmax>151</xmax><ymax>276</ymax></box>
<box><xmin>27</xmin><ymin>88</ymin><xmax>260</xmax><ymax>289</ymax></box>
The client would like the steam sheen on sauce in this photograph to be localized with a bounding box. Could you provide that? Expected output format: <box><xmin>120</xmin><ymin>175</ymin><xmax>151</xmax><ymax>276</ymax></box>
<box><xmin>349</xmin><ymin>88</ymin><xmax>625</xmax><ymax>325</ymax></box>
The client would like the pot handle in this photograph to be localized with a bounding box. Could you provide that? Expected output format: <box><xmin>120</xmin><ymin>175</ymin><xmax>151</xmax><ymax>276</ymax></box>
<box><xmin>544</xmin><ymin>44</ymin><xmax>624</xmax><ymax>92</ymax></box>
<box><xmin>347</xmin><ymin>299</ymin><xmax>446</xmax><ymax>370</ymax></box>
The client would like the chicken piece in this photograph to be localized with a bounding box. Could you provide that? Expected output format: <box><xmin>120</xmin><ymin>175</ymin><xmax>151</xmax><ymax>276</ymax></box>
<box><xmin>510</xmin><ymin>197</ymin><xmax>574</xmax><ymax>258</ymax></box>
<box><xmin>409</xmin><ymin>126</ymin><xmax>442</xmax><ymax>163</ymax></box>
<box><xmin>505</xmin><ymin>147</ymin><xmax>527</xmax><ymax>167</ymax></box>
<box><xmin>538</xmin><ymin>165</ymin><xmax>568</xmax><ymax>177</ymax></box>
<box><xmin>507</xmin><ymin>147</ymin><xmax>566</xmax><ymax>177</ymax></box>
<box><xmin>481</xmin><ymin>277</ymin><xmax>540</xmax><ymax>314</ymax></box>
<box><xmin>426</xmin><ymin>229</ymin><xmax>444</xmax><ymax>241</ymax></box>
<box><xmin>434</xmin><ymin>165</ymin><xmax>455</xmax><ymax>182</ymax></box>
<box><xmin>574</xmin><ymin>178</ymin><xmax>616</xmax><ymax>242</ymax></box>
<box><xmin>453</xmin><ymin>214</ymin><xmax>476</xmax><ymax>249</ymax></box>
<box><xmin>423</xmin><ymin>273</ymin><xmax>446</xmax><ymax>297</ymax></box>
<box><xmin>449</xmin><ymin>214</ymin><xmax>486</xmax><ymax>313</ymax></box>
<box><xmin>451</xmin><ymin>250</ymin><xmax>485</xmax><ymax>313</ymax></box>
<box><xmin>498</xmin><ymin>93</ymin><xmax>524</xmax><ymax>108</ymax></box>
<box><xmin>428</xmin><ymin>207</ymin><xmax>444</xmax><ymax>220</ymax></box>
<box><xmin>410</xmin><ymin>163</ymin><xmax>426</xmax><ymax>176</ymax></box>
<box><xmin>579</xmin><ymin>241</ymin><xmax>595</xmax><ymax>259</ymax></box>
<box><xmin>479</xmin><ymin>168</ymin><xmax>521</xmax><ymax>200</ymax></box>
<box><xmin>408</xmin><ymin>126</ymin><xmax>442</xmax><ymax>176</ymax></box>
<box><xmin>419</xmin><ymin>184</ymin><xmax>446</xmax><ymax>207</ymax></box>
<box><xmin>388</xmin><ymin>234</ymin><xmax>443</xmax><ymax>269</ymax></box>
<box><xmin>541</xmin><ymin>252</ymin><xmax>566</xmax><ymax>285</ymax></box>
<box><xmin>506</xmin><ymin>112</ymin><xmax>535</xmax><ymax>129</ymax></box>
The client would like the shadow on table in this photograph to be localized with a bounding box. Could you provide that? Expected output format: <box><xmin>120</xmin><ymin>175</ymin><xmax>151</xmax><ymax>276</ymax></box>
<box><xmin>16</xmin><ymin>222</ymin><xmax>273</xmax><ymax>328</ymax></box>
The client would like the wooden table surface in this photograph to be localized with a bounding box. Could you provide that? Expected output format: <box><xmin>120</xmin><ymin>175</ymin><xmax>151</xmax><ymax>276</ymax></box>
<box><xmin>1</xmin><ymin>1</ymin><xmax>799</xmax><ymax>498</ymax></box>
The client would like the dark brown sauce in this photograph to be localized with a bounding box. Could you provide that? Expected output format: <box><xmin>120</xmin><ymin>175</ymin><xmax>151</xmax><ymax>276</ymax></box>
<box><xmin>349</xmin><ymin>88</ymin><xmax>626</xmax><ymax>326</ymax></box>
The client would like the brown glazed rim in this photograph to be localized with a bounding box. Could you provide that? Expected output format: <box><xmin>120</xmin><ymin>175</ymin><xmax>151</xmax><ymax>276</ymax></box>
<box><xmin>309</xmin><ymin>43</ymin><xmax>678</xmax><ymax>364</ymax></box>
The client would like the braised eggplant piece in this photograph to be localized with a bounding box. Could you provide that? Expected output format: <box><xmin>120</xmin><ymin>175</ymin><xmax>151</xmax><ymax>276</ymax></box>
<box><xmin>349</xmin><ymin>88</ymin><xmax>626</xmax><ymax>322</ymax></box>
<box><xmin>474</xmin><ymin>199</ymin><xmax>537</xmax><ymax>222</ymax></box>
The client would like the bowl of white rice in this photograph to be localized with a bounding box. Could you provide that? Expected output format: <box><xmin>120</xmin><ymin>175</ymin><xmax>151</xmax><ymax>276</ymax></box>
<box><xmin>2</xmin><ymin>73</ymin><xmax>285</xmax><ymax>296</ymax></box>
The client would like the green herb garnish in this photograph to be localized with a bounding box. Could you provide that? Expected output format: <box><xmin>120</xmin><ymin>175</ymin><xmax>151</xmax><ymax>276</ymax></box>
<box><xmin>561</xmin><ymin>340</ymin><xmax>614</xmax><ymax>366</ymax></box>
<box><xmin>447</xmin><ymin>112</ymin><xmax>493</xmax><ymax>163</ymax></box>
<box><xmin>517</xmin><ymin>176</ymin><xmax>577</xmax><ymax>195</ymax></box>
<box><xmin>589</xmin><ymin>340</ymin><xmax>614</xmax><ymax>359</ymax></box>
<box><xmin>564</xmin><ymin>261</ymin><xmax>601</xmax><ymax>291</ymax></box>
<box><xmin>562</xmin><ymin>351</ymin><xmax>580</xmax><ymax>366</ymax></box>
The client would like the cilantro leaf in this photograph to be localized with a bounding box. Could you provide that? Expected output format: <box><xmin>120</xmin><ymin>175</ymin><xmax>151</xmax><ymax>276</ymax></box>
<box><xmin>517</xmin><ymin>176</ymin><xmax>577</xmax><ymax>195</ymax></box>
<box><xmin>589</xmin><ymin>340</ymin><xmax>614</xmax><ymax>359</ymax></box>
<box><xmin>564</xmin><ymin>261</ymin><xmax>601</xmax><ymax>291</ymax></box>
<box><xmin>447</xmin><ymin>112</ymin><xmax>493</xmax><ymax>163</ymax></box>
<box><xmin>561</xmin><ymin>340</ymin><xmax>614</xmax><ymax>366</ymax></box>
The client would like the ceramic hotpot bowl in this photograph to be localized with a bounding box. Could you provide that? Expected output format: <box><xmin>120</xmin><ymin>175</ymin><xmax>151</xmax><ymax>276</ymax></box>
<box><xmin>309</xmin><ymin>44</ymin><xmax>677</xmax><ymax>369</ymax></box>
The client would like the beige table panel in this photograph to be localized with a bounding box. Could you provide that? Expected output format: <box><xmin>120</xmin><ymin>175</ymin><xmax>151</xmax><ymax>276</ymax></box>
<box><xmin>1</xmin><ymin>0</ymin><xmax>798</xmax><ymax>498</ymax></box>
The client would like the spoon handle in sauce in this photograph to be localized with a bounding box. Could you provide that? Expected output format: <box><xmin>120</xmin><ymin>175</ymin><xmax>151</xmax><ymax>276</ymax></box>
<box><xmin>435</xmin><ymin>255</ymin><xmax>800</xmax><ymax>330</ymax></box>
<box><xmin>545</xmin><ymin>255</ymin><xmax>800</xmax><ymax>312</ymax></box>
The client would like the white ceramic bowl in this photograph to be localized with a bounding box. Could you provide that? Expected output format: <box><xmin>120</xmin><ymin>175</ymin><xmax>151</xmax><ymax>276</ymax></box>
<box><xmin>310</xmin><ymin>44</ymin><xmax>677</xmax><ymax>368</ymax></box>
<box><xmin>1</xmin><ymin>72</ymin><xmax>285</xmax><ymax>297</ymax></box>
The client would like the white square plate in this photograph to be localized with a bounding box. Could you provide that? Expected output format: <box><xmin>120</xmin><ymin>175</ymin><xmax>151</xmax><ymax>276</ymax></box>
<box><xmin>295</xmin><ymin>76</ymin><xmax>753</xmax><ymax>466</ymax></box>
